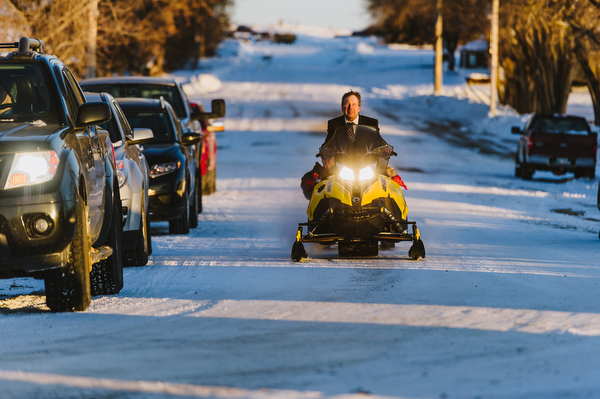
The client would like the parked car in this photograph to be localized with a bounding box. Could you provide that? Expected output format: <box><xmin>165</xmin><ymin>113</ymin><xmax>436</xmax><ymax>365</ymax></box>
<box><xmin>512</xmin><ymin>114</ymin><xmax>598</xmax><ymax>180</ymax></box>
<box><xmin>85</xmin><ymin>92</ymin><xmax>154</xmax><ymax>266</ymax></box>
<box><xmin>0</xmin><ymin>37</ymin><xmax>123</xmax><ymax>311</ymax></box>
<box><xmin>117</xmin><ymin>97</ymin><xmax>202</xmax><ymax>234</ymax></box>
<box><xmin>80</xmin><ymin>76</ymin><xmax>226</xmax><ymax>203</ymax></box>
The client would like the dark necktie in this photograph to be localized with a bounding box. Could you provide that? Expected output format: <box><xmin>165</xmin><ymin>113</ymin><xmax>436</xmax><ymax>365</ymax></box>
<box><xmin>346</xmin><ymin>122</ymin><xmax>355</xmax><ymax>143</ymax></box>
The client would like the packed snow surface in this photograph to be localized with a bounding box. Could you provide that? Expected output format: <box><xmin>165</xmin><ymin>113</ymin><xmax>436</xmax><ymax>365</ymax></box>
<box><xmin>2</xmin><ymin>25</ymin><xmax>600</xmax><ymax>399</ymax></box>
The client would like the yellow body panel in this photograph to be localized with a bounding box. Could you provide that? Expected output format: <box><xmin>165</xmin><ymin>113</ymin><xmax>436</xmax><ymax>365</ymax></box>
<box><xmin>307</xmin><ymin>175</ymin><xmax>409</xmax><ymax>220</ymax></box>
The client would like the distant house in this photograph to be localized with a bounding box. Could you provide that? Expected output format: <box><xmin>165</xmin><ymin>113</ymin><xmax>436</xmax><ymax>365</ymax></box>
<box><xmin>460</xmin><ymin>38</ymin><xmax>489</xmax><ymax>69</ymax></box>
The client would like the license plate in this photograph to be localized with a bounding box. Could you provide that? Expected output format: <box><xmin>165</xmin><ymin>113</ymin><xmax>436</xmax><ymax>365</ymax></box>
<box><xmin>556</xmin><ymin>158</ymin><xmax>570</xmax><ymax>165</ymax></box>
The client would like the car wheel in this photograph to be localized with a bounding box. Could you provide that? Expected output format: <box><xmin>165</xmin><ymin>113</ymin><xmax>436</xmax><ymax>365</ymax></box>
<box><xmin>91</xmin><ymin>182</ymin><xmax>124</xmax><ymax>295</ymax></box>
<box><xmin>189</xmin><ymin>184</ymin><xmax>198</xmax><ymax>229</ymax></box>
<box><xmin>169</xmin><ymin>194</ymin><xmax>190</xmax><ymax>234</ymax></box>
<box><xmin>124</xmin><ymin>200</ymin><xmax>150</xmax><ymax>267</ymax></box>
<box><xmin>44</xmin><ymin>192</ymin><xmax>92</xmax><ymax>312</ymax></box>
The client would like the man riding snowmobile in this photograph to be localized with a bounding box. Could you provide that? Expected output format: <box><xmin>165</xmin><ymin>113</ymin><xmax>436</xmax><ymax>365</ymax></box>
<box><xmin>292</xmin><ymin>124</ymin><xmax>425</xmax><ymax>261</ymax></box>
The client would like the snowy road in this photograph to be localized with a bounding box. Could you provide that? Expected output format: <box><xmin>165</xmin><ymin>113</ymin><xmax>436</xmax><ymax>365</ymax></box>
<box><xmin>2</xmin><ymin>30</ymin><xmax>600</xmax><ymax>398</ymax></box>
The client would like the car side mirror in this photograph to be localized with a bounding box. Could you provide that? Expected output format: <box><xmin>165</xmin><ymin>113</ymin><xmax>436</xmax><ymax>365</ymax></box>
<box><xmin>182</xmin><ymin>132</ymin><xmax>202</xmax><ymax>146</ymax></box>
<box><xmin>77</xmin><ymin>102</ymin><xmax>110</xmax><ymax>127</ymax></box>
<box><xmin>511</xmin><ymin>126</ymin><xmax>522</xmax><ymax>134</ymax></box>
<box><xmin>194</xmin><ymin>99</ymin><xmax>226</xmax><ymax>121</ymax></box>
<box><xmin>129</xmin><ymin>128</ymin><xmax>154</xmax><ymax>145</ymax></box>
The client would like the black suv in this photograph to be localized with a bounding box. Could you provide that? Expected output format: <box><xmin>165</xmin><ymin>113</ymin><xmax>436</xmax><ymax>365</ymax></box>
<box><xmin>0</xmin><ymin>38</ymin><xmax>123</xmax><ymax>312</ymax></box>
<box><xmin>80</xmin><ymin>76</ymin><xmax>226</xmax><ymax>209</ymax></box>
<box><xmin>117</xmin><ymin>97</ymin><xmax>201</xmax><ymax>234</ymax></box>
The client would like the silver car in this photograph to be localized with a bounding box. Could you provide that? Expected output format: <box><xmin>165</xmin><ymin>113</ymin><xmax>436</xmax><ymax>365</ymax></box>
<box><xmin>86</xmin><ymin>92</ymin><xmax>154</xmax><ymax>266</ymax></box>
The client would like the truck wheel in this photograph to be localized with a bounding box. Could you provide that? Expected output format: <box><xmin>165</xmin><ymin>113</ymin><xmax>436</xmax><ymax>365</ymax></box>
<box><xmin>91</xmin><ymin>184</ymin><xmax>124</xmax><ymax>295</ymax></box>
<box><xmin>515</xmin><ymin>162</ymin><xmax>522</xmax><ymax>178</ymax></box>
<box><xmin>169</xmin><ymin>194</ymin><xmax>190</xmax><ymax>234</ymax></box>
<box><xmin>521</xmin><ymin>164</ymin><xmax>534</xmax><ymax>180</ymax></box>
<box><xmin>124</xmin><ymin>200</ymin><xmax>150</xmax><ymax>267</ymax></box>
<box><xmin>44</xmin><ymin>193</ymin><xmax>92</xmax><ymax>312</ymax></box>
<box><xmin>189</xmin><ymin>185</ymin><xmax>198</xmax><ymax>229</ymax></box>
<box><xmin>574</xmin><ymin>169</ymin><xmax>595</xmax><ymax>179</ymax></box>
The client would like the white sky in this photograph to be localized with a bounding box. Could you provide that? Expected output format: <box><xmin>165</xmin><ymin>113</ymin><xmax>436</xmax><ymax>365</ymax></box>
<box><xmin>230</xmin><ymin>0</ymin><xmax>372</xmax><ymax>30</ymax></box>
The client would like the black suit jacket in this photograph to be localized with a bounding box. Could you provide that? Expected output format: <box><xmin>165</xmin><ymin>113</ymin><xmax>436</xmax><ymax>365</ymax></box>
<box><xmin>323</xmin><ymin>114</ymin><xmax>379</xmax><ymax>146</ymax></box>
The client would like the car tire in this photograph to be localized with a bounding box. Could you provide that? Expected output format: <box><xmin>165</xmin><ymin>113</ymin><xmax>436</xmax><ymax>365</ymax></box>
<box><xmin>189</xmin><ymin>184</ymin><xmax>198</xmax><ymax>229</ymax></box>
<box><xmin>197</xmin><ymin>173</ymin><xmax>203</xmax><ymax>214</ymax></box>
<box><xmin>124</xmin><ymin>200</ymin><xmax>150</xmax><ymax>267</ymax></box>
<box><xmin>44</xmin><ymin>192</ymin><xmax>92</xmax><ymax>312</ymax></box>
<box><xmin>169</xmin><ymin>194</ymin><xmax>190</xmax><ymax>234</ymax></box>
<box><xmin>91</xmin><ymin>182</ymin><xmax>124</xmax><ymax>295</ymax></box>
<box><xmin>145</xmin><ymin>203</ymin><xmax>153</xmax><ymax>256</ymax></box>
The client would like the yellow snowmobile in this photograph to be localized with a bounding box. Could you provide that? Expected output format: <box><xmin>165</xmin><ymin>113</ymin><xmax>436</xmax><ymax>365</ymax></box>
<box><xmin>292</xmin><ymin>125</ymin><xmax>425</xmax><ymax>261</ymax></box>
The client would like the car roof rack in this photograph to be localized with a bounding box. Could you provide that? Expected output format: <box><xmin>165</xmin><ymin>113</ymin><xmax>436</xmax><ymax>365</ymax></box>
<box><xmin>0</xmin><ymin>37</ymin><xmax>45</xmax><ymax>57</ymax></box>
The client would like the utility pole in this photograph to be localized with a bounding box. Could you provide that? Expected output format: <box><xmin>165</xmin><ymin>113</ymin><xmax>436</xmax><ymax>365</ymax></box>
<box><xmin>489</xmin><ymin>0</ymin><xmax>499</xmax><ymax>116</ymax></box>
<box><xmin>434</xmin><ymin>0</ymin><xmax>443</xmax><ymax>94</ymax></box>
<box><xmin>87</xmin><ymin>0</ymin><xmax>98</xmax><ymax>78</ymax></box>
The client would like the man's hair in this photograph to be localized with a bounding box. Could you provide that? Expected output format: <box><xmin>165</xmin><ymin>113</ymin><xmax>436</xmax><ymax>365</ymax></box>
<box><xmin>341</xmin><ymin>90</ymin><xmax>361</xmax><ymax>106</ymax></box>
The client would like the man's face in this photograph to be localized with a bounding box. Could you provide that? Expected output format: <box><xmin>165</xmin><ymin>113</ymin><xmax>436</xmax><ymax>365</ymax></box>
<box><xmin>342</xmin><ymin>95</ymin><xmax>360</xmax><ymax>121</ymax></box>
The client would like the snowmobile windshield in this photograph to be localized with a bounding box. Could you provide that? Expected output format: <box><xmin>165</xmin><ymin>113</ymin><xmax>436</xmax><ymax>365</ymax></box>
<box><xmin>320</xmin><ymin>125</ymin><xmax>393</xmax><ymax>173</ymax></box>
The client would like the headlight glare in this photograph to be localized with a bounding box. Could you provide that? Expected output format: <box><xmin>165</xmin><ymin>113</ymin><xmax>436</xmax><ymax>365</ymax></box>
<box><xmin>358</xmin><ymin>166</ymin><xmax>374</xmax><ymax>181</ymax></box>
<box><xmin>340</xmin><ymin>166</ymin><xmax>354</xmax><ymax>181</ymax></box>
<box><xmin>5</xmin><ymin>151</ymin><xmax>59</xmax><ymax>189</ymax></box>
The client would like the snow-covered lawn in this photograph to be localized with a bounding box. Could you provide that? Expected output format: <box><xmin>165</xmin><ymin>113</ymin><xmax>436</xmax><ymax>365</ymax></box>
<box><xmin>2</xmin><ymin>27</ymin><xmax>600</xmax><ymax>398</ymax></box>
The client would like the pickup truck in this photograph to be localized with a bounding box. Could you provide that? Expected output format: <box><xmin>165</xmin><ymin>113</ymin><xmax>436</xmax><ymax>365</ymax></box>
<box><xmin>512</xmin><ymin>114</ymin><xmax>598</xmax><ymax>180</ymax></box>
<box><xmin>0</xmin><ymin>37</ymin><xmax>124</xmax><ymax>312</ymax></box>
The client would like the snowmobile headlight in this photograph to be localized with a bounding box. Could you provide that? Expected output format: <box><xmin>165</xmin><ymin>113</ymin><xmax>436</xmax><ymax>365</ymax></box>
<box><xmin>358</xmin><ymin>165</ymin><xmax>374</xmax><ymax>181</ymax></box>
<box><xmin>5</xmin><ymin>150</ymin><xmax>59</xmax><ymax>189</ymax></box>
<box><xmin>339</xmin><ymin>166</ymin><xmax>354</xmax><ymax>181</ymax></box>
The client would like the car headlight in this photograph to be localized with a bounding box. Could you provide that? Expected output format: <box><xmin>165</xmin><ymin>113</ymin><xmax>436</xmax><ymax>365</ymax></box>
<box><xmin>115</xmin><ymin>159</ymin><xmax>127</xmax><ymax>187</ymax></box>
<box><xmin>149</xmin><ymin>161</ymin><xmax>181</xmax><ymax>178</ymax></box>
<box><xmin>5</xmin><ymin>151</ymin><xmax>59</xmax><ymax>189</ymax></box>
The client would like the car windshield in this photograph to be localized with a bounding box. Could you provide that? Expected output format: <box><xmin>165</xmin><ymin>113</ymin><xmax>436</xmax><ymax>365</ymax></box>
<box><xmin>530</xmin><ymin>117</ymin><xmax>590</xmax><ymax>135</ymax></box>
<box><xmin>83</xmin><ymin>83</ymin><xmax>185</xmax><ymax>118</ymax></box>
<box><xmin>122</xmin><ymin>110</ymin><xmax>174</xmax><ymax>144</ymax></box>
<box><xmin>0</xmin><ymin>63</ymin><xmax>59</xmax><ymax>123</ymax></box>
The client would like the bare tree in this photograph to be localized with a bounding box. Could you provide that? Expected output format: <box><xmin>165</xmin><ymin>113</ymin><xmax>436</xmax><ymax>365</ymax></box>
<box><xmin>498</xmin><ymin>0</ymin><xmax>578</xmax><ymax>114</ymax></box>
<box><xmin>366</xmin><ymin>0</ymin><xmax>489</xmax><ymax>70</ymax></box>
<box><xmin>4</xmin><ymin>0</ymin><xmax>232</xmax><ymax>78</ymax></box>
<box><xmin>0</xmin><ymin>0</ymin><xmax>32</xmax><ymax>41</ymax></box>
<box><xmin>561</xmin><ymin>0</ymin><xmax>600</xmax><ymax>124</ymax></box>
<box><xmin>441</xmin><ymin>0</ymin><xmax>490</xmax><ymax>70</ymax></box>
